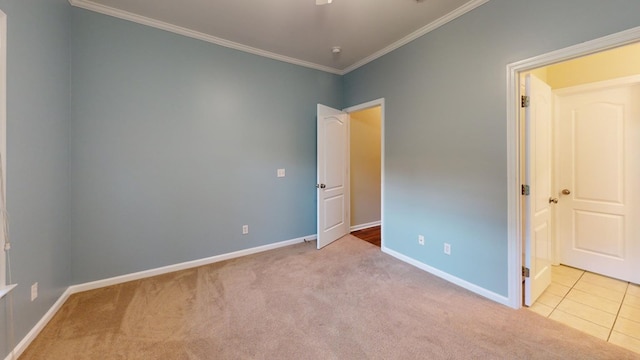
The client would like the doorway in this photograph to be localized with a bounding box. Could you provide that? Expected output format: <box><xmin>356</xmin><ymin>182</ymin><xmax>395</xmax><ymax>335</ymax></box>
<box><xmin>524</xmin><ymin>74</ymin><xmax>640</xmax><ymax>349</ymax></box>
<box><xmin>508</xmin><ymin>31</ymin><xmax>640</xmax><ymax>353</ymax></box>
<box><xmin>522</xmin><ymin>42</ymin><xmax>640</xmax><ymax>304</ymax></box>
<box><xmin>507</xmin><ymin>26</ymin><xmax>640</xmax><ymax>310</ymax></box>
<box><xmin>344</xmin><ymin>99</ymin><xmax>385</xmax><ymax>249</ymax></box>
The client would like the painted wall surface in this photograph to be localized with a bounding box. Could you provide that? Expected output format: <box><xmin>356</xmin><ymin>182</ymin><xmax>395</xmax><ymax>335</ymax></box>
<box><xmin>350</xmin><ymin>107</ymin><xmax>381</xmax><ymax>227</ymax></box>
<box><xmin>3</xmin><ymin>2</ymin><xmax>640</xmax><ymax>356</ymax></box>
<box><xmin>343</xmin><ymin>0</ymin><xmax>640</xmax><ymax>296</ymax></box>
<box><xmin>545</xmin><ymin>42</ymin><xmax>640</xmax><ymax>89</ymax></box>
<box><xmin>528</xmin><ymin>67</ymin><xmax>548</xmax><ymax>84</ymax></box>
<box><xmin>0</xmin><ymin>0</ymin><xmax>70</xmax><ymax>358</ymax></box>
<box><xmin>70</xmin><ymin>8</ymin><xmax>342</xmax><ymax>283</ymax></box>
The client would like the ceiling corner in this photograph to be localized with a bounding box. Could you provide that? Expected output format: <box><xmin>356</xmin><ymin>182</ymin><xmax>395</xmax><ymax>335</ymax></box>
<box><xmin>67</xmin><ymin>0</ymin><xmax>343</xmax><ymax>75</ymax></box>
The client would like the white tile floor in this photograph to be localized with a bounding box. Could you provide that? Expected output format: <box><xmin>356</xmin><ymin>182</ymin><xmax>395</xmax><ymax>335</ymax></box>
<box><xmin>529</xmin><ymin>265</ymin><xmax>640</xmax><ymax>354</ymax></box>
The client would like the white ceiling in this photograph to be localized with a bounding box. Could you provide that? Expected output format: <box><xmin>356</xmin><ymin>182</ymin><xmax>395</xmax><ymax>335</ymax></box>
<box><xmin>69</xmin><ymin>0</ymin><xmax>488</xmax><ymax>74</ymax></box>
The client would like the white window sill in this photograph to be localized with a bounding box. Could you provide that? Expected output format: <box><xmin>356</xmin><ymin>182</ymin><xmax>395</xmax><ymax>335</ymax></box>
<box><xmin>0</xmin><ymin>283</ymin><xmax>16</xmax><ymax>299</ymax></box>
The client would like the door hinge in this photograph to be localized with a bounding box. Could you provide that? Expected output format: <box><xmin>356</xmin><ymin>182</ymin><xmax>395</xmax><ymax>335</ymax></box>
<box><xmin>521</xmin><ymin>184</ymin><xmax>530</xmax><ymax>196</ymax></box>
<box><xmin>521</xmin><ymin>95</ymin><xmax>530</xmax><ymax>108</ymax></box>
<box><xmin>522</xmin><ymin>266</ymin><xmax>530</xmax><ymax>278</ymax></box>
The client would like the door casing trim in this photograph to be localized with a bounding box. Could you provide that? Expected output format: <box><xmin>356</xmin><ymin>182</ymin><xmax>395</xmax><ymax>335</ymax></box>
<box><xmin>506</xmin><ymin>26</ymin><xmax>640</xmax><ymax>309</ymax></box>
<box><xmin>0</xmin><ymin>10</ymin><xmax>7</xmax><ymax>291</ymax></box>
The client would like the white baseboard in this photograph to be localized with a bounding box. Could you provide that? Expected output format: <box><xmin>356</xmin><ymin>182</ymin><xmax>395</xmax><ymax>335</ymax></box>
<box><xmin>4</xmin><ymin>234</ymin><xmax>316</xmax><ymax>360</ymax></box>
<box><xmin>350</xmin><ymin>221</ymin><xmax>381</xmax><ymax>232</ymax></box>
<box><xmin>70</xmin><ymin>234</ymin><xmax>316</xmax><ymax>294</ymax></box>
<box><xmin>4</xmin><ymin>287</ymin><xmax>72</xmax><ymax>360</ymax></box>
<box><xmin>381</xmin><ymin>245</ymin><xmax>510</xmax><ymax>307</ymax></box>
<box><xmin>0</xmin><ymin>284</ymin><xmax>17</xmax><ymax>300</ymax></box>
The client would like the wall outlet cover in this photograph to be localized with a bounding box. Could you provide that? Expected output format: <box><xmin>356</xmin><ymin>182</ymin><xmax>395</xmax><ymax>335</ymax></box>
<box><xmin>31</xmin><ymin>282</ymin><xmax>38</xmax><ymax>301</ymax></box>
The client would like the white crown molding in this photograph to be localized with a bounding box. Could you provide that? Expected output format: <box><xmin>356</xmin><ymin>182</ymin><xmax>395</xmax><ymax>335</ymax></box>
<box><xmin>68</xmin><ymin>0</ymin><xmax>343</xmax><ymax>75</ymax></box>
<box><xmin>69</xmin><ymin>0</ymin><xmax>489</xmax><ymax>76</ymax></box>
<box><xmin>341</xmin><ymin>0</ymin><xmax>491</xmax><ymax>75</ymax></box>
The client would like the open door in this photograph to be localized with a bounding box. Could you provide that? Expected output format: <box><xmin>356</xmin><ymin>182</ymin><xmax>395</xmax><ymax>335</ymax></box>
<box><xmin>524</xmin><ymin>74</ymin><xmax>554</xmax><ymax>306</ymax></box>
<box><xmin>317</xmin><ymin>104</ymin><xmax>349</xmax><ymax>249</ymax></box>
<box><xmin>556</xmin><ymin>80</ymin><xmax>640</xmax><ymax>283</ymax></box>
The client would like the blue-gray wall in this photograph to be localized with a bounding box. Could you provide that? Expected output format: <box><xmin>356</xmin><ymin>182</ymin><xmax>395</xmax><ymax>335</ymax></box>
<box><xmin>0</xmin><ymin>0</ymin><xmax>70</xmax><ymax>357</ymax></box>
<box><xmin>69</xmin><ymin>8</ymin><xmax>342</xmax><ymax>283</ymax></box>
<box><xmin>3</xmin><ymin>0</ymin><xmax>640</xmax><ymax>357</ymax></box>
<box><xmin>343</xmin><ymin>0</ymin><xmax>640</xmax><ymax>296</ymax></box>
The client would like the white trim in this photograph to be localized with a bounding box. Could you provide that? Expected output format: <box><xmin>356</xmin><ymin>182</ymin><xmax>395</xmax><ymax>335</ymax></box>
<box><xmin>70</xmin><ymin>234</ymin><xmax>314</xmax><ymax>293</ymax></box>
<box><xmin>350</xmin><ymin>221</ymin><xmax>381</xmax><ymax>232</ymax></box>
<box><xmin>343</xmin><ymin>98</ymin><xmax>385</xmax><ymax>113</ymax></box>
<box><xmin>3</xmin><ymin>234</ymin><xmax>315</xmax><ymax>359</ymax></box>
<box><xmin>506</xmin><ymin>26</ymin><xmax>640</xmax><ymax>309</ymax></box>
<box><xmin>68</xmin><ymin>0</ymin><xmax>342</xmax><ymax>75</ymax></box>
<box><xmin>4</xmin><ymin>288</ymin><xmax>73</xmax><ymax>360</ymax></box>
<box><xmin>553</xmin><ymin>74</ymin><xmax>640</xmax><ymax>95</ymax></box>
<box><xmin>68</xmin><ymin>0</ymin><xmax>489</xmax><ymax>76</ymax></box>
<box><xmin>344</xmin><ymin>98</ymin><xmax>385</xmax><ymax>248</ymax></box>
<box><xmin>341</xmin><ymin>0</ymin><xmax>490</xmax><ymax>74</ymax></box>
<box><xmin>0</xmin><ymin>283</ymin><xmax>15</xmax><ymax>299</ymax></box>
<box><xmin>0</xmin><ymin>10</ymin><xmax>6</xmax><ymax>290</ymax></box>
<box><xmin>382</xmin><ymin>245</ymin><xmax>510</xmax><ymax>306</ymax></box>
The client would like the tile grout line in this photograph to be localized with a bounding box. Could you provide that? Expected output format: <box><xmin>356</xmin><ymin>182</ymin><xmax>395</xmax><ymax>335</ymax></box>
<box><xmin>607</xmin><ymin>282</ymin><xmax>629</xmax><ymax>342</ymax></box>
<box><xmin>546</xmin><ymin>267</ymin><xmax>640</xmax><ymax>353</ymax></box>
<box><xmin>616</xmin><ymin>290</ymin><xmax>640</xmax><ymax>342</ymax></box>
<box><xmin>548</xmin><ymin>269</ymin><xmax>585</xmax><ymax>318</ymax></box>
<box><xmin>552</xmin><ymin>270</ymin><xmax>623</xmax><ymax>337</ymax></box>
<box><xmin>567</xmin><ymin>271</ymin><xmax>628</xmax><ymax>311</ymax></box>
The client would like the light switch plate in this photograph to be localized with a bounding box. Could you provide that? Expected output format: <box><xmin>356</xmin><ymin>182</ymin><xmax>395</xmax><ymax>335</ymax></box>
<box><xmin>277</xmin><ymin>168</ymin><xmax>285</xmax><ymax>178</ymax></box>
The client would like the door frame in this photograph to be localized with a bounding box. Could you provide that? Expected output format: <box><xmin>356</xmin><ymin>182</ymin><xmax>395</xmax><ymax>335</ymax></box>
<box><xmin>506</xmin><ymin>26</ymin><xmax>640</xmax><ymax>309</ymax></box>
<box><xmin>343</xmin><ymin>98</ymin><xmax>385</xmax><ymax>248</ymax></box>
<box><xmin>0</xmin><ymin>10</ymin><xmax>7</xmax><ymax>292</ymax></box>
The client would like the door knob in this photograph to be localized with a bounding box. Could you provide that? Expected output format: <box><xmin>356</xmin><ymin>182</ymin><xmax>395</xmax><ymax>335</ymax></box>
<box><xmin>549</xmin><ymin>197</ymin><xmax>559</xmax><ymax>204</ymax></box>
<box><xmin>316</xmin><ymin>184</ymin><xmax>326</xmax><ymax>189</ymax></box>
<box><xmin>561</xmin><ymin>189</ymin><xmax>571</xmax><ymax>195</ymax></box>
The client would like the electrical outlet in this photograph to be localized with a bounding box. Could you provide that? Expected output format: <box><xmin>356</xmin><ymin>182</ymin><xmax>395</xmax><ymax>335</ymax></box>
<box><xmin>242</xmin><ymin>225</ymin><xmax>249</xmax><ymax>235</ymax></box>
<box><xmin>418</xmin><ymin>235</ymin><xmax>425</xmax><ymax>246</ymax></box>
<box><xmin>31</xmin><ymin>282</ymin><xmax>38</xmax><ymax>301</ymax></box>
<box><xmin>277</xmin><ymin>168</ymin><xmax>286</xmax><ymax>178</ymax></box>
<box><xmin>444</xmin><ymin>243</ymin><xmax>451</xmax><ymax>255</ymax></box>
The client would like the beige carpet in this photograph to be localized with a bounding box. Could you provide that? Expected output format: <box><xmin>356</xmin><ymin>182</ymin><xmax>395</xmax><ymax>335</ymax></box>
<box><xmin>19</xmin><ymin>236</ymin><xmax>637</xmax><ymax>359</ymax></box>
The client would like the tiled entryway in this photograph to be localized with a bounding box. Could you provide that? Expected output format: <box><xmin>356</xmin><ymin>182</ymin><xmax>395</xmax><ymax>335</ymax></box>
<box><xmin>529</xmin><ymin>265</ymin><xmax>640</xmax><ymax>354</ymax></box>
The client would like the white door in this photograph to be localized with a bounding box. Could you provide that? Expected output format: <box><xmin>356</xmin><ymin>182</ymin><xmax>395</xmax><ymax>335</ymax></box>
<box><xmin>524</xmin><ymin>74</ymin><xmax>554</xmax><ymax>306</ymax></box>
<box><xmin>557</xmin><ymin>80</ymin><xmax>640</xmax><ymax>283</ymax></box>
<box><xmin>317</xmin><ymin>104</ymin><xmax>349</xmax><ymax>249</ymax></box>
